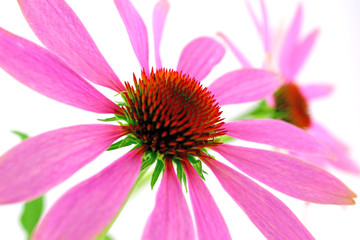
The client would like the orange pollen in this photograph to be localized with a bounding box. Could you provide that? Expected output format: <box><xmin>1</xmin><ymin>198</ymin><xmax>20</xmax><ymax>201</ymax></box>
<box><xmin>274</xmin><ymin>83</ymin><xmax>311</xmax><ymax>129</ymax></box>
<box><xmin>122</xmin><ymin>68</ymin><xmax>226</xmax><ymax>157</ymax></box>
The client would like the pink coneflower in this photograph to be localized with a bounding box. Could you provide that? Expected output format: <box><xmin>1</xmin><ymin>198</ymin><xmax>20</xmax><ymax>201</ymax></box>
<box><xmin>0</xmin><ymin>0</ymin><xmax>356</xmax><ymax>239</ymax></box>
<box><xmin>219</xmin><ymin>0</ymin><xmax>360</xmax><ymax>174</ymax></box>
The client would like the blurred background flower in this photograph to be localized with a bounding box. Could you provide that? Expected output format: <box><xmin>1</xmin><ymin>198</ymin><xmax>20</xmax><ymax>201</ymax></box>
<box><xmin>0</xmin><ymin>0</ymin><xmax>359</xmax><ymax>239</ymax></box>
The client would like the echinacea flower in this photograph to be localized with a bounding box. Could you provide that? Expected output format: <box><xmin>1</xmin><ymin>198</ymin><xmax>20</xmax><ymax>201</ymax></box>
<box><xmin>218</xmin><ymin>0</ymin><xmax>360</xmax><ymax>174</ymax></box>
<box><xmin>0</xmin><ymin>0</ymin><xmax>356</xmax><ymax>239</ymax></box>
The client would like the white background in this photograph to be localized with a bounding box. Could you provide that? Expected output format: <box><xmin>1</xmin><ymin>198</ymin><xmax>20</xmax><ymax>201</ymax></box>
<box><xmin>0</xmin><ymin>0</ymin><xmax>359</xmax><ymax>239</ymax></box>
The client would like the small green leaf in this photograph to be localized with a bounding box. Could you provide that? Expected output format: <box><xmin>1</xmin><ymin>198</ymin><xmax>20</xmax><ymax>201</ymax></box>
<box><xmin>233</xmin><ymin>100</ymin><xmax>275</xmax><ymax>120</ymax></box>
<box><xmin>11</xmin><ymin>131</ymin><xmax>29</xmax><ymax>140</ymax></box>
<box><xmin>187</xmin><ymin>155</ymin><xmax>205</xmax><ymax>180</ymax></box>
<box><xmin>107</xmin><ymin>136</ymin><xmax>136</xmax><ymax>151</ymax></box>
<box><xmin>173</xmin><ymin>159</ymin><xmax>188</xmax><ymax>192</ymax></box>
<box><xmin>150</xmin><ymin>159</ymin><xmax>165</xmax><ymax>189</ymax></box>
<box><xmin>97</xmin><ymin>117</ymin><xmax>117</xmax><ymax>122</ymax></box>
<box><xmin>20</xmin><ymin>196</ymin><xmax>44</xmax><ymax>239</ymax></box>
<box><xmin>104</xmin><ymin>235</ymin><xmax>114</xmax><ymax>240</ymax></box>
<box><xmin>141</xmin><ymin>150</ymin><xmax>158</xmax><ymax>170</ymax></box>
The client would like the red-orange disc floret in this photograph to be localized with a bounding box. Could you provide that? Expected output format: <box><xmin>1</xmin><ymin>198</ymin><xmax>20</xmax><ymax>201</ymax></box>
<box><xmin>122</xmin><ymin>68</ymin><xmax>226</xmax><ymax>158</ymax></box>
<box><xmin>274</xmin><ymin>83</ymin><xmax>311</xmax><ymax>129</ymax></box>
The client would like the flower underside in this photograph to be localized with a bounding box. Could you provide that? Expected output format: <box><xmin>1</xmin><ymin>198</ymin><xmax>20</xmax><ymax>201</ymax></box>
<box><xmin>274</xmin><ymin>83</ymin><xmax>311</xmax><ymax>129</ymax></box>
<box><xmin>122</xmin><ymin>68</ymin><xmax>226</xmax><ymax>159</ymax></box>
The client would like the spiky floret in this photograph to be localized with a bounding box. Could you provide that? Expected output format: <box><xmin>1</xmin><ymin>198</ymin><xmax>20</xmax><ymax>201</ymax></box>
<box><xmin>274</xmin><ymin>83</ymin><xmax>311</xmax><ymax>129</ymax></box>
<box><xmin>121</xmin><ymin>68</ymin><xmax>226</xmax><ymax>158</ymax></box>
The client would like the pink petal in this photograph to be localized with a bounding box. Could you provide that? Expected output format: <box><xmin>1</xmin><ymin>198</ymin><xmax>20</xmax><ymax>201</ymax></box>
<box><xmin>300</xmin><ymin>83</ymin><xmax>333</xmax><ymax>101</ymax></box>
<box><xmin>142</xmin><ymin>160</ymin><xmax>195</xmax><ymax>240</ymax></box>
<box><xmin>0</xmin><ymin>124</ymin><xmax>125</xmax><ymax>204</ymax></box>
<box><xmin>183</xmin><ymin>161</ymin><xmax>231</xmax><ymax>240</ymax></box>
<box><xmin>32</xmin><ymin>149</ymin><xmax>143</xmax><ymax>240</ymax></box>
<box><xmin>279</xmin><ymin>4</ymin><xmax>303</xmax><ymax>80</ymax></box>
<box><xmin>114</xmin><ymin>0</ymin><xmax>149</xmax><ymax>76</ymax></box>
<box><xmin>18</xmin><ymin>0</ymin><xmax>125</xmax><ymax>92</ymax></box>
<box><xmin>152</xmin><ymin>0</ymin><xmax>170</xmax><ymax>69</ymax></box>
<box><xmin>224</xmin><ymin>119</ymin><xmax>331</xmax><ymax>156</ymax></box>
<box><xmin>177</xmin><ymin>37</ymin><xmax>225</xmax><ymax>82</ymax></box>
<box><xmin>208</xmin><ymin>69</ymin><xmax>281</xmax><ymax>106</ymax></box>
<box><xmin>202</xmin><ymin>156</ymin><xmax>316</xmax><ymax>240</ymax></box>
<box><xmin>0</xmin><ymin>28</ymin><xmax>121</xmax><ymax>114</ymax></box>
<box><xmin>245</xmin><ymin>0</ymin><xmax>262</xmax><ymax>40</ymax></box>
<box><xmin>212</xmin><ymin>144</ymin><xmax>356</xmax><ymax>204</ymax></box>
<box><xmin>289</xmin><ymin>29</ymin><xmax>319</xmax><ymax>78</ymax></box>
<box><xmin>308</xmin><ymin>122</ymin><xmax>360</xmax><ymax>174</ymax></box>
<box><xmin>217</xmin><ymin>32</ymin><xmax>252</xmax><ymax>67</ymax></box>
<box><xmin>260</xmin><ymin>0</ymin><xmax>270</xmax><ymax>53</ymax></box>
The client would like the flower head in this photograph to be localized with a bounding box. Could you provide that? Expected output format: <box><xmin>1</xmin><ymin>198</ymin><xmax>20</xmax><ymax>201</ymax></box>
<box><xmin>0</xmin><ymin>0</ymin><xmax>356</xmax><ymax>239</ymax></box>
<box><xmin>219</xmin><ymin>0</ymin><xmax>360</xmax><ymax>174</ymax></box>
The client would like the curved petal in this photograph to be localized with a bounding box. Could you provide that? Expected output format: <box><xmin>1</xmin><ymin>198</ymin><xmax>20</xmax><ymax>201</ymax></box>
<box><xmin>0</xmin><ymin>124</ymin><xmax>125</xmax><ymax>204</ymax></box>
<box><xmin>279</xmin><ymin>4</ymin><xmax>303</xmax><ymax>80</ymax></box>
<box><xmin>152</xmin><ymin>0</ymin><xmax>170</xmax><ymax>69</ymax></box>
<box><xmin>260</xmin><ymin>0</ymin><xmax>270</xmax><ymax>53</ymax></box>
<box><xmin>245</xmin><ymin>0</ymin><xmax>262</xmax><ymax>39</ymax></box>
<box><xmin>308</xmin><ymin>122</ymin><xmax>360</xmax><ymax>174</ymax></box>
<box><xmin>202</xmin><ymin>156</ymin><xmax>316</xmax><ymax>240</ymax></box>
<box><xmin>212</xmin><ymin>144</ymin><xmax>356</xmax><ymax>204</ymax></box>
<box><xmin>183</xmin><ymin>161</ymin><xmax>231</xmax><ymax>240</ymax></box>
<box><xmin>208</xmin><ymin>69</ymin><xmax>281</xmax><ymax>106</ymax></box>
<box><xmin>32</xmin><ymin>149</ymin><xmax>143</xmax><ymax>240</ymax></box>
<box><xmin>142</xmin><ymin>160</ymin><xmax>195</xmax><ymax>240</ymax></box>
<box><xmin>0</xmin><ymin>28</ymin><xmax>121</xmax><ymax>114</ymax></box>
<box><xmin>300</xmin><ymin>83</ymin><xmax>333</xmax><ymax>101</ymax></box>
<box><xmin>177</xmin><ymin>37</ymin><xmax>225</xmax><ymax>82</ymax></box>
<box><xmin>288</xmin><ymin>29</ymin><xmax>319</xmax><ymax>78</ymax></box>
<box><xmin>217</xmin><ymin>32</ymin><xmax>252</xmax><ymax>67</ymax></box>
<box><xmin>224</xmin><ymin>119</ymin><xmax>331</xmax><ymax>156</ymax></box>
<box><xmin>114</xmin><ymin>0</ymin><xmax>149</xmax><ymax>76</ymax></box>
<box><xmin>18</xmin><ymin>0</ymin><xmax>125</xmax><ymax>92</ymax></box>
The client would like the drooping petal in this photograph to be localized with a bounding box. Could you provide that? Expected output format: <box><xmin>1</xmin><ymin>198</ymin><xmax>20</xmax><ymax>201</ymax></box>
<box><xmin>18</xmin><ymin>0</ymin><xmax>125</xmax><ymax>92</ymax></box>
<box><xmin>307</xmin><ymin>122</ymin><xmax>360</xmax><ymax>174</ymax></box>
<box><xmin>217</xmin><ymin>32</ymin><xmax>252</xmax><ymax>67</ymax></box>
<box><xmin>279</xmin><ymin>4</ymin><xmax>303</xmax><ymax>80</ymax></box>
<box><xmin>0</xmin><ymin>28</ymin><xmax>121</xmax><ymax>114</ymax></box>
<box><xmin>300</xmin><ymin>83</ymin><xmax>333</xmax><ymax>101</ymax></box>
<box><xmin>32</xmin><ymin>149</ymin><xmax>143</xmax><ymax>240</ymax></box>
<box><xmin>260</xmin><ymin>0</ymin><xmax>270</xmax><ymax>53</ymax></box>
<box><xmin>183</xmin><ymin>161</ymin><xmax>231</xmax><ymax>240</ymax></box>
<box><xmin>152</xmin><ymin>0</ymin><xmax>170</xmax><ymax>69</ymax></box>
<box><xmin>245</xmin><ymin>0</ymin><xmax>262</xmax><ymax>39</ymax></box>
<box><xmin>212</xmin><ymin>144</ymin><xmax>356</xmax><ymax>204</ymax></box>
<box><xmin>208</xmin><ymin>69</ymin><xmax>281</xmax><ymax>106</ymax></box>
<box><xmin>142</xmin><ymin>160</ymin><xmax>195</xmax><ymax>240</ymax></box>
<box><xmin>114</xmin><ymin>0</ymin><xmax>149</xmax><ymax>76</ymax></box>
<box><xmin>288</xmin><ymin>29</ymin><xmax>319</xmax><ymax>78</ymax></box>
<box><xmin>177</xmin><ymin>37</ymin><xmax>225</xmax><ymax>82</ymax></box>
<box><xmin>202</xmin><ymin>156</ymin><xmax>315</xmax><ymax>240</ymax></box>
<box><xmin>0</xmin><ymin>124</ymin><xmax>125</xmax><ymax>204</ymax></box>
<box><xmin>224</xmin><ymin>119</ymin><xmax>331</xmax><ymax>156</ymax></box>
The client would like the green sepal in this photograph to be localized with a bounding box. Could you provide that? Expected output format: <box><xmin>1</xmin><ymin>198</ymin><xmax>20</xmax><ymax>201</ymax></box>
<box><xmin>97</xmin><ymin>114</ymin><xmax>127</xmax><ymax>123</ymax></box>
<box><xmin>233</xmin><ymin>100</ymin><xmax>275</xmax><ymax>121</ymax></box>
<box><xmin>107</xmin><ymin>136</ymin><xmax>137</xmax><ymax>151</ymax></box>
<box><xmin>188</xmin><ymin>155</ymin><xmax>206</xmax><ymax>180</ymax></box>
<box><xmin>97</xmin><ymin>117</ymin><xmax>118</xmax><ymax>122</ymax></box>
<box><xmin>141</xmin><ymin>150</ymin><xmax>158</xmax><ymax>171</ymax></box>
<box><xmin>20</xmin><ymin>196</ymin><xmax>44</xmax><ymax>239</ymax></box>
<box><xmin>150</xmin><ymin>159</ymin><xmax>165</xmax><ymax>189</ymax></box>
<box><xmin>173</xmin><ymin>159</ymin><xmax>188</xmax><ymax>192</ymax></box>
<box><xmin>11</xmin><ymin>130</ymin><xmax>29</xmax><ymax>140</ymax></box>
